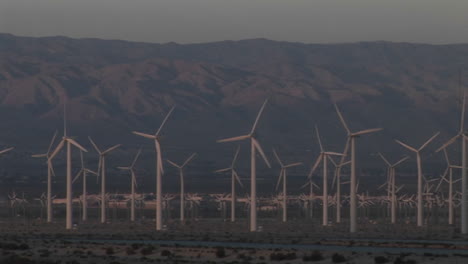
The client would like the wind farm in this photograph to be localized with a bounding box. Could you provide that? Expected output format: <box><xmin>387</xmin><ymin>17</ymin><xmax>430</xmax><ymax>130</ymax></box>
<box><xmin>2</xmin><ymin>32</ymin><xmax>468</xmax><ymax>263</ymax></box>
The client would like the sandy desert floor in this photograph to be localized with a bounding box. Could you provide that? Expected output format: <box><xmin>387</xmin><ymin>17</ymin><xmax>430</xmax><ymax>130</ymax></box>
<box><xmin>1</xmin><ymin>218</ymin><xmax>468</xmax><ymax>264</ymax></box>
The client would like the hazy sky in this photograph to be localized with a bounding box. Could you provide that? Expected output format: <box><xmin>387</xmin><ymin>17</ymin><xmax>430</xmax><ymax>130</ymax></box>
<box><xmin>1</xmin><ymin>0</ymin><xmax>467</xmax><ymax>44</ymax></box>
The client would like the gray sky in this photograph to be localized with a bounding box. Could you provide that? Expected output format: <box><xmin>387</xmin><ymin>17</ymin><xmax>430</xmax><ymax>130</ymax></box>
<box><xmin>1</xmin><ymin>0</ymin><xmax>467</xmax><ymax>44</ymax></box>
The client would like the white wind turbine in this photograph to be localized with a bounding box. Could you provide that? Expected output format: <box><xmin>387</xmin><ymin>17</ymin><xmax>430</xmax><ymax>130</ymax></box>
<box><xmin>335</xmin><ymin>104</ymin><xmax>382</xmax><ymax>233</ymax></box>
<box><xmin>214</xmin><ymin>146</ymin><xmax>243</xmax><ymax>222</ymax></box>
<box><xmin>378</xmin><ymin>153</ymin><xmax>409</xmax><ymax>224</ymax></box>
<box><xmin>435</xmin><ymin>91</ymin><xmax>467</xmax><ymax>233</ymax></box>
<box><xmin>308</xmin><ymin>125</ymin><xmax>343</xmax><ymax>226</ymax></box>
<box><xmin>395</xmin><ymin>132</ymin><xmax>439</xmax><ymax>227</ymax></box>
<box><xmin>166</xmin><ymin>153</ymin><xmax>197</xmax><ymax>222</ymax></box>
<box><xmin>217</xmin><ymin>99</ymin><xmax>271</xmax><ymax>232</ymax></box>
<box><xmin>132</xmin><ymin>106</ymin><xmax>175</xmax><ymax>230</ymax></box>
<box><xmin>32</xmin><ymin>131</ymin><xmax>57</xmax><ymax>223</ymax></box>
<box><xmin>88</xmin><ymin>137</ymin><xmax>121</xmax><ymax>224</ymax></box>
<box><xmin>435</xmin><ymin>148</ymin><xmax>462</xmax><ymax>225</ymax></box>
<box><xmin>72</xmin><ymin>151</ymin><xmax>98</xmax><ymax>221</ymax></box>
<box><xmin>117</xmin><ymin>148</ymin><xmax>141</xmax><ymax>222</ymax></box>
<box><xmin>329</xmin><ymin>155</ymin><xmax>350</xmax><ymax>223</ymax></box>
<box><xmin>273</xmin><ymin>149</ymin><xmax>302</xmax><ymax>223</ymax></box>
<box><xmin>49</xmin><ymin>102</ymin><xmax>88</xmax><ymax>230</ymax></box>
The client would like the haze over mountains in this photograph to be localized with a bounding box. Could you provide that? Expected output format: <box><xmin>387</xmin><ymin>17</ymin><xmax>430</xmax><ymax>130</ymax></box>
<box><xmin>0</xmin><ymin>33</ymin><xmax>467</xmax><ymax>192</ymax></box>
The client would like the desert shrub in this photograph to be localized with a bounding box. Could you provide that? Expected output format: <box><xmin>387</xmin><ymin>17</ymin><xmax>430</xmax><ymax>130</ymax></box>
<box><xmin>215</xmin><ymin>247</ymin><xmax>226</xmax><ymax>258</ymax></box>
<box><xmin>303</xmin><ymin>251</ymin><xmax>324</xmax><ymax>261</ymax></box>
<box><xmin>375</xmin><ymin>256</ymin><xmax>389</xmax><ymax>264</ymax></box>
<box><xmin>140</xmin><ymin>247</ymin><xmax>153</xmax><ymax>256</ymax></box>
<box><xmin>332</xmin><ymin>253</ymin><xmax>346</xmax><ymax>263</ymax></box>
<box><xmin>160</xmin><ymin>249</ymin><xmax>172</xmax><ymax>257</ymax></box>
<box><xmin>125</xmin><ymin>247</ymin><xmax>135</xmax><ymax>255</ymax></box>
<box><xmin>270</xmin><ymin>252</ymin><xmax>297</xmax><ymax>261</ymax></box>
<box><xmin>0</xmin><ymin>254</ymin><xmax>34</xmax><ymax>264</ymax></box>
<box><xmin>105</xmin><ymin>247</ymin><xmax>114</xmax><ymax>255</ymax></box>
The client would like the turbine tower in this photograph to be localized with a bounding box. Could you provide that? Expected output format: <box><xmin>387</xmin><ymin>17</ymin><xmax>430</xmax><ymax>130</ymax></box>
<box><xmin>217</xmin><ymin>99</ymin><xmax>271</xmax><ymax>232</ymax></box>
<box><xmin>72</xmin><ymin>151</ymin><xmax>98</xmax><ymax>221</ymax></box>
<box><xmin>49</xmin><ymin>101</ymin><xmax>88</xmax><ymax>230</ymax></box>
<box><xmin>215</xmin><ymin>146</ymin><xmax>243</xmax><ymax>222</ymax></box>
<box><xmin>395</xmin><ymin>132</ymin><xmax>439</xmax><ymax>227</ymax></box>
<box><xmin>273</xmin><ymin>149</ymin><xmax>302</xmax><ymax>223</ymax></box>
<box><xmin>132</xmin><ymin>106</ymin><xmax>175</xmax><ymax>230</ymax></box>
<box><xmin>88</xmin><ymin>137</ymin><xmax>121</xmax><ymax>224</ymax></box>
<box><xmin>308</xmin><ymin>125</ymin><xmax>343</xmax><ymax>226</ymax></box>
<box><xmin>435</xmin><ymin>91</ymin><xmax>466</xmax><ymax>233</ymax></box>
<box><xmin>167</xmin><ymin>153</ymin><xmax>197</xmax><ymax>222</ymax></box>
<box><xmin>117</xmin><ymin>148</ymin><xmax>142</xmax><ymax>222</ymax></box>
<box><xmin>32</xmin><ymin>131</ymin><xmax>57</xmax><ymax>223</ymax></box>
<box><xmin>335</xmin><ymin>104</ymin><xmax>382</xmax><ymax>233</ymax></box>
<box><xmin>378</xmin><ymin>153</ymin><xmax>409</xmax><ymax>224</ymax></box>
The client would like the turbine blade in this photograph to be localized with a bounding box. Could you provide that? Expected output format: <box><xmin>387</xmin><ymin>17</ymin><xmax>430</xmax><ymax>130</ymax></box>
<box><xmin>49</xmin><ymin>160</ymin><xmax>56</xmax><ymax>177</ymax></box>
<box><xmin>300</xmin><ymin>180</ymin><xmax>310</xmax><ymax>189</ymax></box>
<box><xmin>132</xmin><ymin>131</ymin><xmax>156</xmax><ymax>139</ymax></box>
<box><xmin>315</xmin><ymin>125</ymin><xmax>324</xmax><ymax>152</ymax></box>
<box><xmin>102</xmin><ymin>144</ymin><xmax>121</xmax><ymax>155</ymax></box>
<box><xmin>31</xmin><ymin>153</ymin><xmax>47</xmax><ymax>158</ymax></box>
<box><xmin>117</xmin><ymin>166</ymin><xmax>129</xmax><ymax>170</ymax></box>
<box><xmin>250</xmin><ymin>98</ymin><xmax>269</xmax><ymax>134</ymax></box>
<box><xmin>252</xmin><ymin>138</ymin><xmax>271</xmax><ymax>168</ymax></box>
<box><xmin>418</xmin><ymin>132</ymin><xmax>440</xmax><ymax>151</ymax></box>
<box><xmin>323</xmin><ymin>151</ymin><xmax>344</xmax><ymax>156</ymax></box>
<box><xmin>393</xmin><ymin>156</ymin><xmax>410</xmax><ymax>167</ymax></box>
<box><xmin>272</xmin><ymin>148</ymin><xmax>284</xmax><ymax>167</ymax></box>
<box><xmin>334</xmin><ymin>104</ymin><xmax>351</xmax><ymax>134</ymax></box>
<box><xmin>68</xmin><ymin>138</ymin><xmax>87</xmax><ymax>152</ymax></box>
<box><xmin>72</xmin><ymin>169</ymin><xmax>83</xmax><ymax>184</ymax></box>
<box><xmin>182</xmin><ymin>153</ymin><xmax>197</xmax><ymax>167</ymax></box>
<box><xmin>214</xmin><ymin>167</ymin><xmax>231</xmax><ymax>173</ymax></box>
<box><xmin>395</xmin><ymin>139</ymin><xmax>418</xmax><ymax>152</ymax></box>
<box><xmin>328</xmin><ymin>155</ymin><xmax>337</xmax><ymax>167</ymax></box>
<box><xmin>49</xmin><ymin>139</ymin><xmax>65</xmax><ymax>160</ymax></box>
<box><xmin>378</xmin><ymin>152</ymin><xmax>391</xmax><ymax>166</ymax></box>
<box><xmin>80</xmin><ymin>150</ymin><xmax>84</xmax><ymax>168</ymax></box>
<box><xmin>156</xmin><ymin>106</ymin><xmax>175</xmax><ymax>136</ymax></box>
<box><xmin>352</xmin><ymin>128</ymin><xmax>383</xmax><ymax>137</ymax></box>
<box><xmin>285</xmin><ymin>162</ymin><xmax>302</xmax><ymax>168</ymax></box>
<box><xmin>436</xmin><ymin>134</ymin><xmax>459</xmax><ymax>153</ymax></box>
<box><xmin>166</xmin><ymin>159</ymin><xmax>180</xmax><ymax>168</ymax></box>
<box><xmin>275</xmin><ymin>169</ymin><xmax>284</xmax><ymax>191</ymax></box>
<box><xmin>155</xmin><ymin>140</ymin><xmax>164</xmax><ymax>174</ymax></box>
<box><xmin>88</xmin><ymin>136</ymin><xmax>101</xmax><ymax>153</ymax></box>
<box><xmin>131</xmin><ymin>148</ymin><xmax>142</xmax><ymax>168</ymax></box>
<box><xmin>47</xmin><ymin>130</ymin><xmax>58</xmax><ymax>154</ymax></box>
<box><xmin>308</xmin><ymin>153</ymin><xmax>323</xmax><ymax>179</ymax></box>
<box><xmin>234</xmin><ymin>170</ymin><xmax>244</xmax><ymax>188</ymax></box>
<box><xmin>217</xmin><ymin>134</ymin><xmax>250</xmax><ymax>143</ymax></box>
<box><xmin>0</xmin><ymin>147</ymin><xmax>14</xmax><ymax>155</ymax></box>
<box><xmin>231</xmin><ymin>145</ymin><xmax>241</xmax><ymax>167</ymax></box>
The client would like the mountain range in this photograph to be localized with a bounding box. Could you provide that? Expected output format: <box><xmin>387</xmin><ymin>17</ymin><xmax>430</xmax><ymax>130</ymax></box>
<box><xmin>0</xmin><ymin>33</ymin><xmax>467</xmax><ymax>193</ymax></box>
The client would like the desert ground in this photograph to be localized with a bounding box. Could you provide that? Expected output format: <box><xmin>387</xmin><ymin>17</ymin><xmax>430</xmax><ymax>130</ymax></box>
<box><xmin>1</xmin><ymin>214</ymin><xmax>468</xmax><ymax>264</ymax></box>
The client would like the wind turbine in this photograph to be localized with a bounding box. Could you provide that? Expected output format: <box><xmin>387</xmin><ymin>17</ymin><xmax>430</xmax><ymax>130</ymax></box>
<box><xmin>329</xmin><ymin>155</ymin><xmax>350</xmax><ymax>223</ymax></box>
<box><xmin>49</xmin><ymin>102</ymin><xmax>88</xmax><ymax>230</ymax></box>
<box><xmin>88</xmin><ymin>137</ymin><xmax>121</xmax><ymax>224</ymax></box>
<box><xmin>378</xmin><ymin>153</ymin><xmax>409</xmax><ymax>224</ymax></box>
<box><xmin>335</xmin><ymin>104</ymin><xmax>382</xmax><ymax>233</ymax></box>
<box><xmin>273</xmin><ymin>149</ymin><xmax>302</xmax><ymax>223</ymax></box>
<box><xmin>436</xmin><ymin>91</ymin><xmax>467</xmax><ymax>233</ymax></box>
<box><xmin>214</xmin><ymin>146</ymin><xmax>243</xmax><ymax>222</ymax></box>
<box><xmin>32</xmin><ymin>131</ymin><xmax>57</xmax><ymax>223</ymax></box>
<box><xmin>166</xmin><ymin>153</ymin><xmax>197</xmax><ymax>222</ymax></box>
<box><xmin>217</xmin><ymin>99</ymin><xmax>271</xmax><ymax>232</ymax></box>
<box><xmin>132</xmin><ymin>106</ymin><xmax>175</xmax><ymax>230</ymax></box>
<box><xmin>308</xmin><ymin>125</ymin><xmax>343</xmax><ymax>226</ymax></box>
<box><xmin>435</xmin><ymin>148</ymin><xmax>462</xmax><ymax>225</ymax></box>
<box><xmin>395</xmin><ymin>132</ymin><xmax>439</xmax><ymax>227</ymax></box>
<box><xmin>72</xmin><ymin>151</ymin><xmax>98</xmax><ymax>221</ymax></box>
<box><xmin>117</xmin><ymin>148</ymin><xmax>141</xmax><ymax>222</ymax></box>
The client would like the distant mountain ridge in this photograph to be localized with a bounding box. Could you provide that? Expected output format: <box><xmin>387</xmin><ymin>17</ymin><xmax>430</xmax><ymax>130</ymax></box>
<box><xmin>0</xmin><ymin>33</ymin><xmax>467</xmax><ymax>191</ymax></box>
